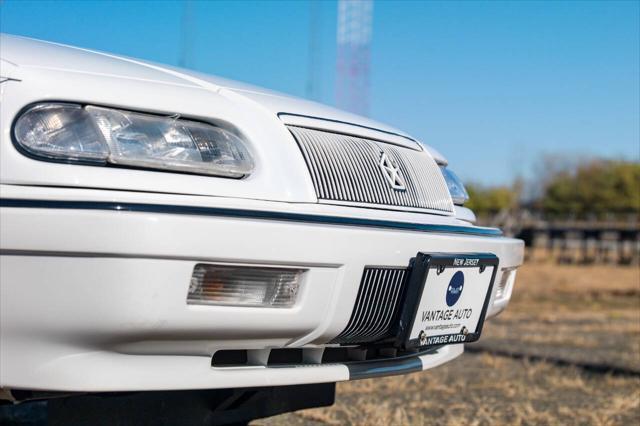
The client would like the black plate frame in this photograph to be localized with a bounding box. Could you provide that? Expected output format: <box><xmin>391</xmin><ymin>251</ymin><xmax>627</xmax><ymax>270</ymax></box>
<box><xmin>394</xmin><ymin>253</ymin><xmax>499</xmax><ymax>350</ymax></box>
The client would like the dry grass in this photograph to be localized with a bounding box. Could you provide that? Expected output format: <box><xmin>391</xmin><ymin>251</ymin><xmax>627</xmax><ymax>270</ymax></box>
<box><xmin>257</xmin><ymin>263</ymin><xmax>640</xmax><ymax>426</ymax></box>
<box><xmin>479</xmin><ymin>263</ymin><xmax>640</xmax><ymax>371</ymax></box>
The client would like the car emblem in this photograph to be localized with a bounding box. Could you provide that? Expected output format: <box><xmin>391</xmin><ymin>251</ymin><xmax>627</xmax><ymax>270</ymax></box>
<box><xmin>379</xmin><ymin>152</ymin><xmax>406</xmax><ymax>191</ymax></box>
<box><xmin>446</xmin><ymin>271</ymin><xmax>465</xmax><ymax>307</ymax></box>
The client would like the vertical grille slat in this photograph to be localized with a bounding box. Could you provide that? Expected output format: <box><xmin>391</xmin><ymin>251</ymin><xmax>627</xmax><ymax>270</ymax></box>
<box><xmin>361</xmin><ymin>269</ymin><xmax>387</xmax><ymax>338</ymax></box>
<box><xmin>380</xmin><ymin>270</ymin><xmax>406</xmax><ymax>333</ymax></box>
<box><xmin>339</xmin><ymin>268</ymin><xmax>373</xmax><ymax>339</ymax></box>
<box><xmin>367</xmin><ymin>269</ymin><xmax>399</xmax><ymax>339</ymax></box>
<box><xmin>356</xmin><ymin>268</ymin><xmax>382</xmax><ymax>338</ymax></box>
<box><xmin>289</xmin><ymin>126</ymin><xmax>453</xmax><ymax>213</ymax></box>
<box><xmin>331</xmin><ymin>267</ymin><xmax>407</xmax><ymax>344</ymax></box>
<box><xmin>365</xmin><ymin>269</ymin><xmax>395</xmax><ymax>339</ymax></box>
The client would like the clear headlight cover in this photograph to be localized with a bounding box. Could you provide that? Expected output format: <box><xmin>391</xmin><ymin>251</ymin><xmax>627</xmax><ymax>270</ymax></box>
<box><xmin>440</xmin><ymin>166</ymin><xmax>469</xmax><ymax>205</ymax></box>
<box><xmin>14</xmin><ymin>103</ymin><xmax>254</xmax><ymax>178</ymax></box>
<box><xmin>14</xmin><ymin>104</ymin><xmax>109</xmax><ymax>161</ymax></box>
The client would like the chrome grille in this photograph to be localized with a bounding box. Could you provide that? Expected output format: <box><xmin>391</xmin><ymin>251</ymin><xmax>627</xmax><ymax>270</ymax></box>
<box><xmin>331</xmin><ymin>267</ymin><xmax>407</xmax><ymax>344</ymax></box>
<box><xmin>289</xmin><ymin>126</ymin><xmax>453</xmax><ymax>213</ymax></box>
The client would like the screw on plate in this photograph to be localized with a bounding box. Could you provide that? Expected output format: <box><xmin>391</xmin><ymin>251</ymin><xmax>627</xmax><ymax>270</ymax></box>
<box><xmin>419</xmin><ymin>330</ymin><xmax>427</xmax><ymax>346</ymax></box>
<box><xmin>436</xmin><ymin>265</ymin><xmax>445</xmax><ymax>275</ymax></box>
<box><xmin>461</xmin><ymin>326</ymin><xmax>469</xmax><ymax>336</ymax></box>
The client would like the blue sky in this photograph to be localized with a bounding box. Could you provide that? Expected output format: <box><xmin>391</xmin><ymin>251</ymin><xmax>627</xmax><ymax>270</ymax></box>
<box><xmin>1</xmin><ymin>0</ymin><xmax>638</xmax><ymax>185</ymax></box>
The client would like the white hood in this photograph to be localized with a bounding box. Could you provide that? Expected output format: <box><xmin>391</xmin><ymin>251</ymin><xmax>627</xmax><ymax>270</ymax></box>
<box><xmin>1</xmin><ymin>36</ymin><xmax>403</xmax><ymax>131</ymax></box>
<box><xmin>0</xmin><ymin>33</ymin><xmax>447</xmax><ymax>163</ymax></box>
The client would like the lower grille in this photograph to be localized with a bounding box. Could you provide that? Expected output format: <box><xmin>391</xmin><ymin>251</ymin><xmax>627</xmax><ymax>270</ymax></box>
<box><xmin>331</xmin><ymin>267</ymin><xmax>407</xmax><ymax>344</ymax></box>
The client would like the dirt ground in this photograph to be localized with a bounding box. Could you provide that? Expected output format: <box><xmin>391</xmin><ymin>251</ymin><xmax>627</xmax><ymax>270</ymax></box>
<box><xmin>258</xmin><ymin>261</ymin><xmax>640</xmax><ymax>425</ymax></box>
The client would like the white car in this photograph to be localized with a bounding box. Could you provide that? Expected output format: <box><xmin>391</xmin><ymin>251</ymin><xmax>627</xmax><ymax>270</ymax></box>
<box><xmin>0</xmin><ymin>34</ymin><xmax>523</xmax><ymax>423</ymax></box>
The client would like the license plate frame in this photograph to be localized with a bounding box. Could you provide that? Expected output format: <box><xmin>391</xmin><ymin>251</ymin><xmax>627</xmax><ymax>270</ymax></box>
<box><xmin>395</xmin><ymin>253</ymin><xmax>499</xmax><ymax>350</ymax></box>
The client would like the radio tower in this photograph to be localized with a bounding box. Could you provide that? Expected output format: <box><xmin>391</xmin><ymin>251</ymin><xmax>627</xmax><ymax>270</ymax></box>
<box><xmin>179</xmin><ymin>0</ymin><xmax>195</xmax><ymax>68</ymax></box>
<box><xmin>306</xmin><ymin>0</ymin><xmax>322</xmax><ymax>101</ymax></box>
<box><xmin>336</xmin><ymin>0</ymin><xmax>373</xmax><ymax>117</ymax></box>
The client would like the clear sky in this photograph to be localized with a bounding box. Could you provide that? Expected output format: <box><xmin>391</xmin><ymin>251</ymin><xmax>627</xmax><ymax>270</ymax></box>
<box><xmin>1</xmin><ymin>0</ymin><xmax>638</xmax><ymax>185</ymax></box>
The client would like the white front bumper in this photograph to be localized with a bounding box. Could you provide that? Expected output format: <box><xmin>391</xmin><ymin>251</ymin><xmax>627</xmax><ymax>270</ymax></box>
<box><xmin>0</xmin><ymin>188</ymin><xmax>523</xmax><ymax>392</ymax></box>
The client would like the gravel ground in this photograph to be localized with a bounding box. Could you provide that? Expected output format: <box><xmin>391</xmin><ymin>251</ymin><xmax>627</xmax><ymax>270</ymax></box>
<box><xmin>257</xmin><ymin>262</ymin><xmax>640</xmax><ymax>425</ymax></box>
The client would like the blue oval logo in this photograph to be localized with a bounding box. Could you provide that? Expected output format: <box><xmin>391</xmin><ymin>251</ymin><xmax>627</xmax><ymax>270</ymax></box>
<box><xmin>446</xmin><ymin>271</ymin><xmax>465</xmax><ymax>307</ymax></box>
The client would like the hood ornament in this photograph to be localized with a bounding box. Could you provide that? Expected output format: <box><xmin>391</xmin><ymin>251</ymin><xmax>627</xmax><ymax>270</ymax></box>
<box><xmin>379</xmin><ymin>152</ymin><xmax>406</xmax><ymax>191</ymax></box>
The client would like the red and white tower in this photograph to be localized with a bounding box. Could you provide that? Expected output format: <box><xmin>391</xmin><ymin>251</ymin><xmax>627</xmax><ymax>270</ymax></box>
<box><xmin>336</xmin><ymin>0</ymin><xmax>373</xmax><ymax>117</ymax></box>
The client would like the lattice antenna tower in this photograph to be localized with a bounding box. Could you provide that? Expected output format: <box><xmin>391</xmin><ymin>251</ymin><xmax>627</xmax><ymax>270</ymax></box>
<box><xmin>306</xmin><ymin>0</ymin><xmax>322</xmax><ymax>101</ymax></box>
<box><xmin>179</xmin><ymin>0</ymin><xmax>195</xmax><ymax>68</ymax></box>
<box><xmin>336</xmin><ymin>0</ymin><xmax>373</xmax><ymax>116</ymax></box>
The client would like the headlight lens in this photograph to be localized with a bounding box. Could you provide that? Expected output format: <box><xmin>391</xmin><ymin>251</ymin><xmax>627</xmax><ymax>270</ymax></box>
<box><xmin>14</xmin><ymin>103</ymin><xmax>254</xmax><ymax>178</ymax></box>
<box><xmin>440</xmin><ymin>166</ymin><xmax>469</xmax><ymax>205</ymax></box>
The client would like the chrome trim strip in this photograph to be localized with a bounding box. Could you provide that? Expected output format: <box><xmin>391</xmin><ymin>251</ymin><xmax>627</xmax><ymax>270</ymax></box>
<box><xmin>0</xmin><ymin>198</ymin><xmax>503</xmax><ymax>237</ymax></box>
<box><xmin>278</xmin><ymin>113</ymin><xmax>421</xmax><ymax>150</ymax></box>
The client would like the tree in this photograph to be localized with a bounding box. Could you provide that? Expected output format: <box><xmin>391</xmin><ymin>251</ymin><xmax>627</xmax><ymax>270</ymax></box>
<box><xmin>465</xmin><ymin>183</ymin><xmax>519</xmax><ymax>217</ymax></box>
<box><xmin>540</xmin><ymin>160</ymin><xmax>640</xmax><ymax>218</ymax></box>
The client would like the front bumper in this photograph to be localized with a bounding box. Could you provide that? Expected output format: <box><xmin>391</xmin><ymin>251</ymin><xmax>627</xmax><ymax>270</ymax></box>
<box><xmin>0</xmin><ymin>187</ymin><xmax>523</xmax><ymax>392</ymax></box>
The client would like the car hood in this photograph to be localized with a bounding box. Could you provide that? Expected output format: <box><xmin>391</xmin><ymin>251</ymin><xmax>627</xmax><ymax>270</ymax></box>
<box><xmin>0</xmin><ymin>33</ymin><xmax>446</xmax><ymax>163</ymax></box>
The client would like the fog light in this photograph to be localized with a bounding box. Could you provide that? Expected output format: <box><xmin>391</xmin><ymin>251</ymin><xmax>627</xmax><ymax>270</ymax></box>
<box><xmin>495</xmin><ymin>267</ymin><xmax>517</xmax><ymax>301</ymax></box>
<box><xmin>188</xmin><ymin>264</ymin><xmax>304</xmax><ymax>307</ymax></box>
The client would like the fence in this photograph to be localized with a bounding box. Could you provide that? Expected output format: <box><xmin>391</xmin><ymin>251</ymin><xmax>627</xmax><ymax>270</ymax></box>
<box><xmin>480</xmin><ymin>211</ymin><xmax>640</xmax><ymax>265</ymax></box>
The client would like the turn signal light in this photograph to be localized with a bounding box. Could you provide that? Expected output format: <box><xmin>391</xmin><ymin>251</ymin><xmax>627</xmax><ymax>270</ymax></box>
<box><xmin>188</xmin><ymin>264</ymin><xmax>304</xmax><ymax>308</ymax></box>
<box><xmin>495</xmin><ymin>267</ymin><xmax>517</xmax><ymax>301</ymax></box>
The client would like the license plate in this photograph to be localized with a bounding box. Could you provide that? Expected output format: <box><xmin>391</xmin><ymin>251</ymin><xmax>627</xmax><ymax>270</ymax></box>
<box><xmin>396</xmin><ymin>253</ymin><xmax>498</xmax><ymax>349</ymax></box>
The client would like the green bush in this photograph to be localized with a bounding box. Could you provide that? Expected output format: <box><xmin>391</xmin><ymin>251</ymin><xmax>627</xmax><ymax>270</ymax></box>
<box><xmin>464</xmin><ymin>160</ymin><xmax>639</xmax><ymax>219</ymax></box>
<box><xmin>465</xmin><ymin>184</ymin><xmax>519</xmax><ymax>216</ymax></box>
<box><xmin>540</xmin><ymin>160</ymin><xmax>640</xmax><ymax>218</ymax></box>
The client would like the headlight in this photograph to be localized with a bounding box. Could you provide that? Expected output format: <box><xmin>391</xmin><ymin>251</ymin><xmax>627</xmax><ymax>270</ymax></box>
<box><xmin>14</xmin><ymin>103</ymin><xmax>254</xmax><ymax>178</ymax></box>
<box><xmin>440</xmin><ymin>166</ymin><xmax>469</xmax><ymax>205</ymax></box>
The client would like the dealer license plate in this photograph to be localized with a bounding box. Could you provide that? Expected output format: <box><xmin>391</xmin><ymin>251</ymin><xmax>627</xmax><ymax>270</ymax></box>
<box><xmin>397</xmin><ymin>253</ymin><xmax>498</xmax><ymax>349</ymax></box>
